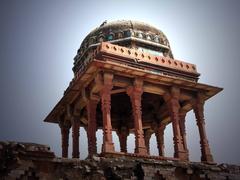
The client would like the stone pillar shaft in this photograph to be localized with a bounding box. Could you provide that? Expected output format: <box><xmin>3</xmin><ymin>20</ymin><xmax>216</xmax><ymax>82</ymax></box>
<box><xmin>155</xmin><ymin>125</ymin><xmax>165</xmax><ymax>157</ymax></box>
<box><xmin>117</xmin><ymin>127</ymin><xmax>129</xmax><ymax>153</ymax></box>
<box><xmin>165</xmin><ymin>87</ymin><xmax>187</xmax><ymax>160</ymax></box>
<box><xmin>72</xmin><ymin>120</ymin><xmax>80</xmax><ymax>158</ymax></box>
<box><xmin>87</xmin><ymin>98</ymin><xmax>98</xmax><ymax>157</ymax></box>
<box><xmin>144</xmin><ymin>129</ymin><xmax>153</xmax><ymax>155</ymax></box>
<box><xmin>60</xmin><ymin>125</ymin><xmax>70</xmax><ymax>158</ymax></box>
<box><xmin>127</xmin><ymin>79</ymin><xmax>147</xmax><ymax>155</ymax></box>
<box><xmin>179</xmin><ymin>112</ymin><xmax>189</xmax><ymax>160</ymax></box>
<box><xmin>193</xmin><ymin>94</ymin><xmax>214</xmax><ymax>163</ymax></box>
<box><xmin>101</xmin><ymin>73</ymin><xmax>115</xmax><ymax>153</ymax></box>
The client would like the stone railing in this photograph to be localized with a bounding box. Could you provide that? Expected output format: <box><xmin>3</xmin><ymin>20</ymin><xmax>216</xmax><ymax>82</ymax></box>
<box><xmin>72</xmin><ymin>42</ymin><xmax>199</xmax><ymax>86</ymax></box>
<box><xmin>96</xmin><ymin>42</ymin><xmax>198</xmax><ymax>74</ymax></box>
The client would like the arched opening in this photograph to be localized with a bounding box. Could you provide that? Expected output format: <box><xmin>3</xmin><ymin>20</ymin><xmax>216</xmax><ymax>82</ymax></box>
<box><xmin>68</xmin><ymin>128</ymin><xmax>73</xmax><ymax>158</ymax></box>
<box><xmin>96</xmin><ymin>129</ymin><xmax>103</xmax><ymax>154</ymax></box>
<box><xmin>185</xmin><ymin>110</ymin><xmax>201</xmax><ymax>162</ymax></box>
<box><xmin>127</xmin><ymin>133</ymin><xmax>135</xmax><ymax>153</ymax></box>
<box><xmin>67</xmin><ymin>127</ymin><xmax>88</xmax><ymax>159</ymax></box>
<box><xmin>112</xmin><ymin>131</ymin><xmax>120</xmax><ymax>152</ymax></box>
<box><xmin>80</xmin><ymin>127</ymin><xmax>88</xmax><ymax>159</ymax></box>
<box><xmin>164</xmin><ymin>123</ymin><xmax>174</xmax><ymax>158</ymax></box>
<box><xmin>149</xmin><ymin>134</ymin><xmax>158</xmax><ymax>156</ymax></box>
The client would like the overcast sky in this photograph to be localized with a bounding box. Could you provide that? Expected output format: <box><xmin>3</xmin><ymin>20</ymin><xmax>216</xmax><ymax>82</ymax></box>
<box><xmin>1</xmin><ymin>0</ymin><xmax>240</xmax><ymax>165</ymax></box>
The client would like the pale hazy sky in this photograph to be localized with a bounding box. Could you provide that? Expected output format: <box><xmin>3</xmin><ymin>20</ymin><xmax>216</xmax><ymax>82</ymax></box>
<box><xmin>1</xmin><ymin>0</ymin><xmax>240</xmax><ymax>164</ymax></box>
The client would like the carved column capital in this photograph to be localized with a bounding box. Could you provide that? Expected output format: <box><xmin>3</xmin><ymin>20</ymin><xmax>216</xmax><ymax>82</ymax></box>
<box><xmin>90</xmin><ymin>94</ymin><xmax>100</xmax><ymax>103</ymax></box>
<box><xmin>171</xmin><ymin>86</ymin><xmax>181</xmax><ymax>99</ymax></box>
<box><xmin>163</xmin><ymin>86</ymin><xmax>180</xmax><ymax>102</ymax></box>
<box><xmin>133</xmin><ymin>78</ymin><xmax>143</xmax><ymax>91</ymax></box>
<box><xmin>193</xmin><ymin>93</ymin><xmax>206</xmax><ymax>126</ymax></box>
<box><xmin>192</xmin><ymin>92</ymin><xmax>206</xmax><ymax>110</ymax></box>
<box><xmin>164</xmin><ymin>87</ymin><xmax>181</xmax><ymax>115</ymax></box>
<box><xmin>126</xmin><ymin>79</ymin><xmax>143</xmax><ymax>97</ymax></box>
<box><xmin>71</xmin><ymin>116</ymin><xmax>81</xmax><ymax>127</ymax></box>
<box><xmin>103</xmin><ymin>72</ymin><xmax>114</xmax><ymax>87</ymax></box>
<box><xmin>59</xmin><ymin>118</ymin><xmax>71</xmax><ymax>129</ymax></box>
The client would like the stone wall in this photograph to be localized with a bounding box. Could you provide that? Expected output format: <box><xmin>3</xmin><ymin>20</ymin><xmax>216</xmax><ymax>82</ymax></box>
<box><xmin>0</xmin><ymin>141</ymin><xmax>239</xmax><ymax>180</ymax></box>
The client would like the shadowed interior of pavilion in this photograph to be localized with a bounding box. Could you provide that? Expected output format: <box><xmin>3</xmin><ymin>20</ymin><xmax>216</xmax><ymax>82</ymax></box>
<box><xmin>82</xmin><ymin>91</ymin><xmax>185</xmax><ymax>161</ymax></box>
<box><xmin>75</xmin><ymin>83</ymin><xmax>211</xmax><ymax>162</ymax></box>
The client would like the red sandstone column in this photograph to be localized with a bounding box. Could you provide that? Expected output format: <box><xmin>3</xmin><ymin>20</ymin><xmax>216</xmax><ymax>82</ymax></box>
<box><xmin>155</xmin><ymin>124</ymin><xmax>165</xmax><ymax>157</ymax></box>
<box><xmin>127</xmin><ymin>79</ymin><xmax>147</xmax><ymax>155</ymax></box>
<box><xmin>117</xmin><ymin>127</ymin><xmax>129</xmax><ymax>153</ymax></box>
<box><xmin>193</xmin><ymin>93</ymin><xmax>214</xmax><ymax>163</ymax></box>
<box><xmin>72</xmin><ymin>118</ymin><xmax>80</xmax><ymax>158</ymax></box>
<box><xmin>144</xmin><ymin>129</ymin><xmax>153</xmax><ymax>155</ymax></box>
<box><xmin>100</xmin><ymin>72</ymin><xmax>115</xmax><ymax>153</ymax></box>
<box><xmin>179</xmin><ymin>112</ymin><xmax>189</xmax><ymax>160</ymax></box>
<box><xmin>87</xmin><ymin>97</ymin><xmax>99</xmax><ymax>157</ymax></box>
<box><xmin>164</xmin><ymin>87</ymin><xmax>187</xmax><ymax>160</ymax></box>
<box><xmin>59</xmin><ymin>122</ymin><xmax>71</xmax><ymax>158</ymax></box>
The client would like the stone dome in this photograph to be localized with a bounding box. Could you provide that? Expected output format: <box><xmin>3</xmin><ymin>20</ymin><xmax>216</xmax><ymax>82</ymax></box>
<box><xmin>73</xmin><ymin>20</ymin><xmax>173</xmax><ymax>73</ymax></box>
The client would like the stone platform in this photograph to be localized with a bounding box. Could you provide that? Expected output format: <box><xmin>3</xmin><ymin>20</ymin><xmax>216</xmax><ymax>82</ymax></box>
<box><xmin>0</xmin><ymin>141</ymin><xmax>239</xmax><ymax>180</ymax></box>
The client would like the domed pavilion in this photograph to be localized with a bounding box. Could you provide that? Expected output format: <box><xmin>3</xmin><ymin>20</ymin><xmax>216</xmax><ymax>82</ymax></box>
<box><xmin>44</xmin><ymin>20</ymin><xmax>222</xmax><ymax>164</ymax></box>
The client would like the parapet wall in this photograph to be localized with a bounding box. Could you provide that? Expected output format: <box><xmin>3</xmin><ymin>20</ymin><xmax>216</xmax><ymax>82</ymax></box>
<box><xmin>0</xmin><ymin>141</ymin><xmax>239</xmax><ymax>180</ymax></box>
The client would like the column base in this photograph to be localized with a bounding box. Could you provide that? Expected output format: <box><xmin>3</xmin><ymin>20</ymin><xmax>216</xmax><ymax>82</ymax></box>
<box><xmin>185</xmin><ymin>150</ymin><xmax>189</xmax><ymax>161</ymax></box>
<box><xmin>87</xmin><ymin>153</ymin><xmax>98</xmax><ymax>159</ymax></box>
<box><xmin>72</xmin><ymin>154</ymin><xmax>79</xmax><ymax>159</ymax></box>
<box><xmin>174</xmin><ymin>150</ymin><xmax>188</xmax><ymax>161</ymax></box>
<box><xmin>135</xmin><ymin>146</ymin><xmax>148</xmax><ymax>155</ymax></box>
<box><xmin>102</xmin><ymin>142</ymin><xmax>115</xmax><ymax>153</ymax></box>
<box><xmin>201</xmin><ymin>154</ymin><xmax>214</xmax><ymax>164</ymax></box>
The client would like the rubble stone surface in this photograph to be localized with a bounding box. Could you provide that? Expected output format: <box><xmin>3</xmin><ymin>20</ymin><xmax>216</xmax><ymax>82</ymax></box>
<box><xmin>1</xmin><ymin>141</ymin><xmax>239</xmax><ymax>180</ymax></box>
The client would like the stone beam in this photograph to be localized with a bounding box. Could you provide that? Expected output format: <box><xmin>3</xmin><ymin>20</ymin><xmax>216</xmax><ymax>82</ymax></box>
<box><xmin>112</xmin><ymin>75</ymin><xmax>132</xmax><ymax>88</ymax></box>
<box><xmin>143</xmin><ymin>82</ymin><xmax>167</xmax><ymax>95</ymax></box>
<box><xmin>111</xmin><ymin>88</ymin><xmax>126</xmax><ymax>94</ymax></box>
